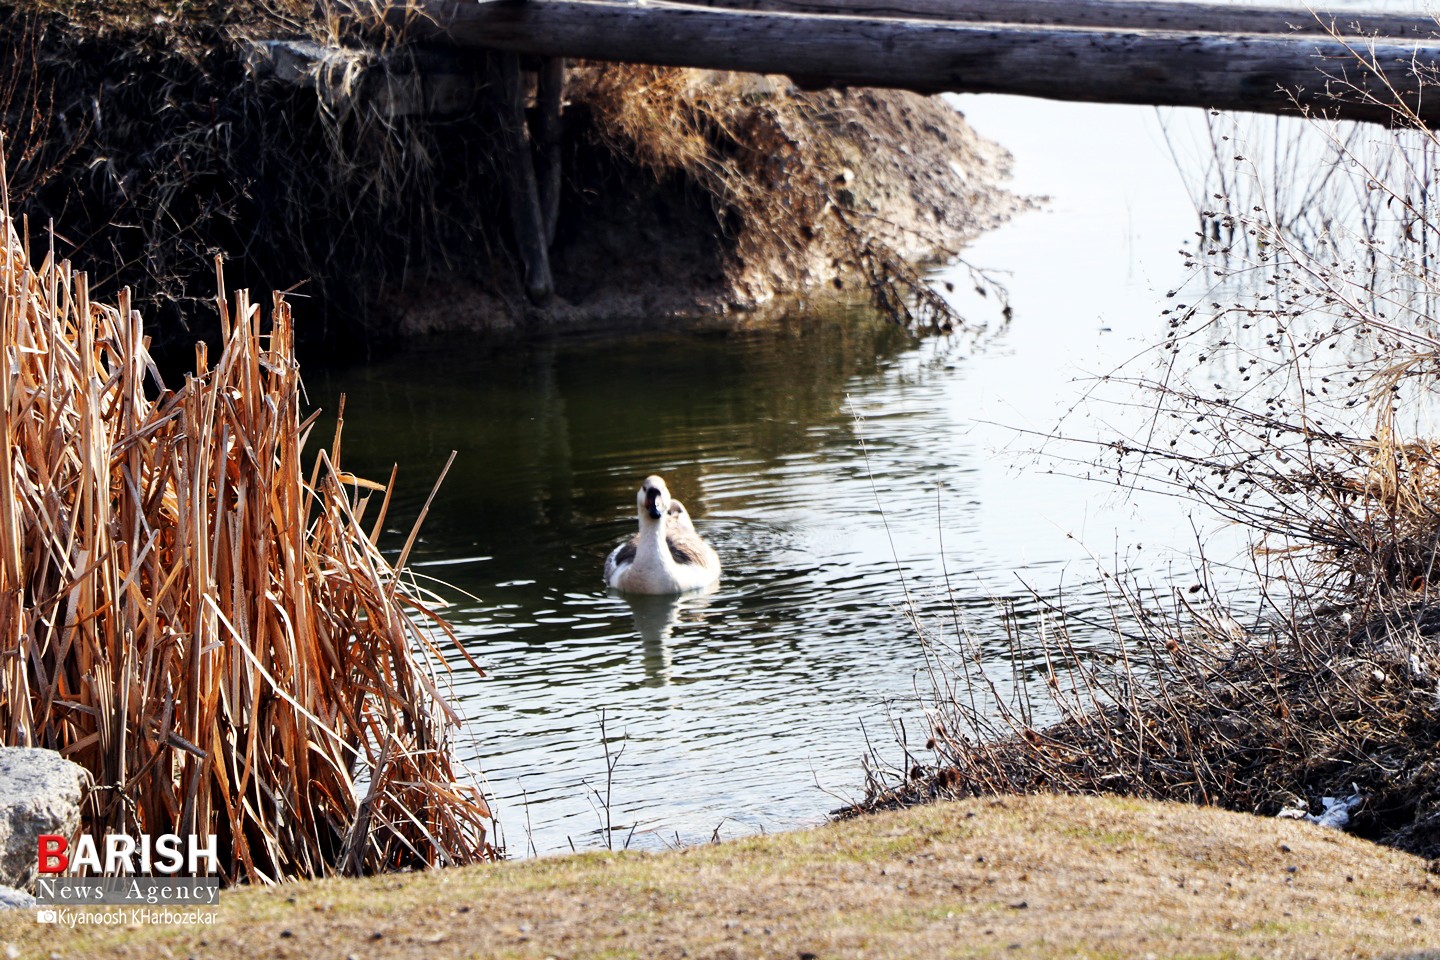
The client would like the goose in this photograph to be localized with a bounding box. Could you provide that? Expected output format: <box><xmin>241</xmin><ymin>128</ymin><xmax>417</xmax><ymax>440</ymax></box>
<box><xmin>666</xmin><ymin>498</ymin><xmax>696</xmax><ymax>535</ymax></box>
<box><xmin>604</xmin><ymin>475</ymin><xmax>721</xmax><ymax>594</ymax></box>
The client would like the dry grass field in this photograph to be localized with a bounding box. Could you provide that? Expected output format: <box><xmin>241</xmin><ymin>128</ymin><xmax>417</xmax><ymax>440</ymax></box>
<box><xmin>6</xmin><ymin>794</ymin><xmax>1438</xmax><ymax>960</ymax></box>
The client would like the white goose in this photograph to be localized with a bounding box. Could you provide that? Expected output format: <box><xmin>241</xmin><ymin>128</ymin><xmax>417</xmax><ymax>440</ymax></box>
<box><xmin>604</xmin><ymin>475</ymin><xmax>721</xmax><ymax>594</ymax></box>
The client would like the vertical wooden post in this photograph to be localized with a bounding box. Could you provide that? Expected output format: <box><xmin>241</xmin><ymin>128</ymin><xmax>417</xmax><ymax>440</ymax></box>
<box><xmin>492</xmin><ymin>51</ymin><xmax>553</xmax><ymax>305</ymax></box>
<box><xmin>533</xmin><ymin>56</ymin><xmax>565</xmax><ymax>249</ymax></box>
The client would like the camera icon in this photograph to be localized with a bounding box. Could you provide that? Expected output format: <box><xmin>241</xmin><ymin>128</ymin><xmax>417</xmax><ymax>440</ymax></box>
<box><xmin>35</xmin><ymin>909</ymin><xmax>58</xmax><ymax>924</ymax></box>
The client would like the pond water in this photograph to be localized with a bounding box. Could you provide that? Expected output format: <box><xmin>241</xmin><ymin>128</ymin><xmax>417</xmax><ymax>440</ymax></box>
<box><xmin>308</xmin><ymin>96</ymin><xmax>1302</xmax><ymax>855</ymax></box>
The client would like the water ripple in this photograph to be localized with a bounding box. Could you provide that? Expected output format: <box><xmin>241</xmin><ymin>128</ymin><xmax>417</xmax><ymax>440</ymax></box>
<box><xmin>309</xmin><ymin>101</ymin><xmax>1262</xmax><ymax>853</ymax></box>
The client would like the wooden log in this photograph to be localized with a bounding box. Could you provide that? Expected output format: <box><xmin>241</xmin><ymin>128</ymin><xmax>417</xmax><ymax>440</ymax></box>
<box><xmin>685</xmin><ymin>0</ymin><xmax>1440</xmax><ymax>39</ymax></box>
<box><xmin>492</xmin><ymin>51</ymin><xmax>555</xmax><ymax>304</ymax></box>
<box><xmin>391</xmin><ymin>0</ymin><xmax>1440</xmax><ymax>127</ymax></box>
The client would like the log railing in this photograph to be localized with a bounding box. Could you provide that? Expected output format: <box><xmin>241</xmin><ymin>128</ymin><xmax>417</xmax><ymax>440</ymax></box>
<box><xmin>387</xmin><ymin>0</ymin><xmax>1440</xmax><ymax>127</ymax></box>
<box><xmin>290</xmin><ymin>0</ymin><xmax>1440</xmax><ymax>301</ymax></box>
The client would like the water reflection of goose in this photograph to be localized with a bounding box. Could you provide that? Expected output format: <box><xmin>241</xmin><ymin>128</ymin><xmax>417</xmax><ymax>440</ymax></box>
<box><xmin>622</xmin><ymin>589</ymin><xmax>717</xmax><ymax>687</ymax></box>
<box><xmin>604</xmin><ymin>475</ymin><xmax>721</xmax><ymax>594</ymax></box>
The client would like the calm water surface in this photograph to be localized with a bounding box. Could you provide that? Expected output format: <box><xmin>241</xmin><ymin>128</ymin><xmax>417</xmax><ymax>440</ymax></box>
<box><xmin>311</xmin><ymin>97</ymin><xmax>1287</xmax><ymax>854</ymax></box>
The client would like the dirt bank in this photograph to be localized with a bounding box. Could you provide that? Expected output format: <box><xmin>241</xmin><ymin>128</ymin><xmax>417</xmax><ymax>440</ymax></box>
<box><xmin>7</xmin><ymin>794</ymin><xmax>1437</xmax><ymax>959</ymax></box>
<box><xmin>0</xmin><ymin>1</ymin><xmax>1023</xmax><ymax>358</ymax></box>
<box><xmin>400</xmin><ymin>73</ymin><xmax>1023</xmax><ymax>338</ymax></box>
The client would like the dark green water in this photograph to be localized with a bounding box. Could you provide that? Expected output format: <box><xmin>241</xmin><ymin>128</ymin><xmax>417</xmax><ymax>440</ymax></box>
<box><xmin>308</xmin><ymin>311</ymin><xmax>1014</xmax><ymax>853</ymax></box>
<box><xmin>307</xmin><ymin>307</ymin><xmax>1200</xmax><ymax>854</ymax></box>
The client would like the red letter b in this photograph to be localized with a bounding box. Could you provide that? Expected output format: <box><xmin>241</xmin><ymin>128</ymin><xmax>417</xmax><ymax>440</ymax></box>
<box><xmin>37</xmin><ymin>835</ymin><xmax>67</xmax><ymax>874</ymax></box>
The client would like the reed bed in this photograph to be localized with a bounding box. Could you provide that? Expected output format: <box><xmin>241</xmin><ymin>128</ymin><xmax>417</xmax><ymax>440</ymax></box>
<box><xmin>0</xmin><ymin>191</ymin><xmax>493</xmax><ymax>881</ymax></box>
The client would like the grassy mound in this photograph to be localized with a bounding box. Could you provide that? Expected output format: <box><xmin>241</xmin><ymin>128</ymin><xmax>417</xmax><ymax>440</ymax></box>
<box><xmin>6</xmin><ymin>795</ymin><xmax>1436</xmax><ymax>959</ymax></box>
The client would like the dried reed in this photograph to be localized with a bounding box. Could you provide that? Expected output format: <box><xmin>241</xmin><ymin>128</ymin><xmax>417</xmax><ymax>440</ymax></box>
<box><xmin>0</xmin><ymin>186</ymin><xmax>493</xmax><ymax>881</ymax></box>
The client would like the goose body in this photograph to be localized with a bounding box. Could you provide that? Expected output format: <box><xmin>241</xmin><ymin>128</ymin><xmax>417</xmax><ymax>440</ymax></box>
<box><xmin>604</xmin><ymin>475</ymin><xmax>721</xmax><ymax>594</ymax></box>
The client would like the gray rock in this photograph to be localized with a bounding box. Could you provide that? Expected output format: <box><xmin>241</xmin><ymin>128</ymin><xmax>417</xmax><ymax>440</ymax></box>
<box><xmin>0</xmin><ymin>884</ymin><xmax>35</xmax><ymax>908</ymax></box>
<box><xmin>0</xmin><ymin>748</ymin><xmax>89</xmax><ymax>891</ymax></box>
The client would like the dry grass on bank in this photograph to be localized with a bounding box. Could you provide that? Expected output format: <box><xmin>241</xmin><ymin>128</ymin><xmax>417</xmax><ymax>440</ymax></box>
<box><xmin>17</xmin><ymin>0</ymin><xmax>311</xmax><ymax>36</ymax></box>
<box><xmin>571</xmin><ymin>63</ymin><xmax>1003</xmax><ymax>331</ymax></box>
<box><xmin>0</xmin><ymin>0</ymin><xmax>523</xmax><ymax>350</ymax></box>
<box><xmin>6</xmin><ymin>794</ymin><xmax>1437</xmax><ymax>960</ymax></box>
<box><xmin>0</xmin><ymin>3</ymin><xmax>1013</xmax><ymax>353</ymax></box>
<box><xmin>0</xmin><ymin>183</ymin><xmax>492</xmax><ymax>881</ymax></box>
<box><xmin>858</xmin><ymin>552</ymin><xmax>1440</xmax><ymax>857</ymax></box>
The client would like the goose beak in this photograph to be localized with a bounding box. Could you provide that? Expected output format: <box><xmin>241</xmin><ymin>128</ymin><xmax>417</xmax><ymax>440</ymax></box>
<box><xmin>645</xmin><ymin>487</ymin><xmax>664</xmax><ymax>520</ymax></box>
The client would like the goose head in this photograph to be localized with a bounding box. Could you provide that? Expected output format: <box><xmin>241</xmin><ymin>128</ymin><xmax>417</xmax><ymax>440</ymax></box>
<box><xmin>637</xmin><ymin>475</ymin><xmax>671</xmax><ymax>522</ymax></box>
<box><xmin>667</xmin><ymin>498</ymin><xmax>697</xmax><ymax>535</ymax></box>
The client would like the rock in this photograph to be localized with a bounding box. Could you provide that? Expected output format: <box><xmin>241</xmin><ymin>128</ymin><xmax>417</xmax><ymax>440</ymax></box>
<box><xmin>0</xmin><ymin>748</ymin><xmax>89</xmax><ymax>891</ymax></box>
<box><xmin>0</xmin><ymin>884</ymin><xmax>35</xmax><ymax>909</ymax></box>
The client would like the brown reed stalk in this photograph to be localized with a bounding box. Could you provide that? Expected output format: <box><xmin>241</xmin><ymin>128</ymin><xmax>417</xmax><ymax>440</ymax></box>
<box><xmin>0</xmin><ymin>191</ymin><xmax>493</xmax><ymax>881</ymax></box>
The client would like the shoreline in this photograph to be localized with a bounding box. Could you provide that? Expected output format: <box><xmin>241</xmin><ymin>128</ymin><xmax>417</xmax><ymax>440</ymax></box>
<box><xmin>0</xmin><ymin>4</ymin><xmax>1026</xmax><ymax>359</ymax></box>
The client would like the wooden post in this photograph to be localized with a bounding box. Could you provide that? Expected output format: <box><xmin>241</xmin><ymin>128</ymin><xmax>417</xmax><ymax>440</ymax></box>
<box><xmin>493</xmin><ymin>51</ymin><xmax>554</xmax><ymax>305</ymax></box>
<box><xmin>533</xmin><ymin>57</ymin><xmax>565</xmax><ymax>250</ymax></box>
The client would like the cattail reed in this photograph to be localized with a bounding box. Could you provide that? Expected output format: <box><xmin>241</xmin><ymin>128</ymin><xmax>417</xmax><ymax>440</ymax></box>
<box><xmin>0</xmin><ymin>193</ymin><xmax>493</xmax><ymax>881</ymax></box>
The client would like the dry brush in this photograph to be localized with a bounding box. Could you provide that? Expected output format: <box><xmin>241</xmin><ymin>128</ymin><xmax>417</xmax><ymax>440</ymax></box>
<box><xmin>854</xmin><ymin>59</ymin><xmax>1440</xmax><ymax>859</ymax></box>
<box><xmin>0</xmin><ymin>188</ymin><xmax>493</xmax><ymax>881</ymax></box>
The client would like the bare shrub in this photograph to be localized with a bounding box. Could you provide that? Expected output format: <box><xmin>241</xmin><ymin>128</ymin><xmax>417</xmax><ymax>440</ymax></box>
<box><xmin>854</xmin><ymin>61</ymin><xmax>1440</xmax><ymax>858</ymax></box>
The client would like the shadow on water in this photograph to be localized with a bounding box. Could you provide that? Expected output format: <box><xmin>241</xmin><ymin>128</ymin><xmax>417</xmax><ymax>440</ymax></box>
<box><xmin>314</xmin><ymin>308</ymin><xmax>915</xmax><ymax>563</ymax></box>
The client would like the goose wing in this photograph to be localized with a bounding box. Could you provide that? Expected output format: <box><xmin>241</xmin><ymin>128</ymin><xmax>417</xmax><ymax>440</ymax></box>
<box><xmin>665</xmin><ymin>533</ymin><xmax>711</xmax><ymax>566</ymax></box>
<box><xmin>604</xmin><ymin>536</ymin><xmax>638</xmax><ymax>583</ymax></box>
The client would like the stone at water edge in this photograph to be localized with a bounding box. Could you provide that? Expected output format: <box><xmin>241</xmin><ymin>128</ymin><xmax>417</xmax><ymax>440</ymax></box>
<box><xmin>0</xmin><ymin>885</ymin><xmax>35</xmax><ymax>909</ymax></box>
<box><xmin>0</xmin><ymin>748</ymin><xmax>89</xmax><ymax>892</ymax></box>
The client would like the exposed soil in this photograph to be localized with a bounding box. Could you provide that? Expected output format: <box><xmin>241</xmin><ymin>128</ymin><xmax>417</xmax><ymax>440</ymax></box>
<box><xmin>7</xmin><ymin>794</ymin><xmax>1438</xmax><ymax>959</ymax></box>
<box><xmin>369</xmin><ymin>74</ymin><xmax>1026</xmax><ymax>338</ymax></box>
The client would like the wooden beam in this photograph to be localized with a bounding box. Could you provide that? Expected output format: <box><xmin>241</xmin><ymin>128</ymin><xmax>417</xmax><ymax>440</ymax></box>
<box><xmin>390</xmin><ymin>0</ymin><xmax>1440</xmax><ymax>127</ymax></box>
<box><xmin>686</xmin><ymin>0</ymin><xmax>1440</xmax><ymax>39</ymax></box>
